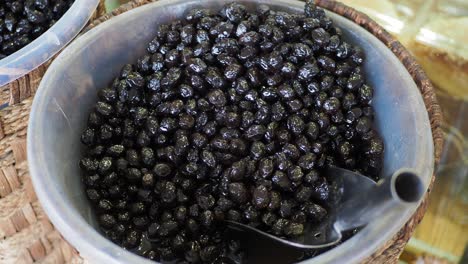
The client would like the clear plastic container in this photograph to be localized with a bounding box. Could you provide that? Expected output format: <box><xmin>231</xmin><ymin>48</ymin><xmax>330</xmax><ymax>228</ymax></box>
<box><xmin>0</xmin><ymin>0</ymin><xmax>100</xmax><ymax>86</ymax></box>
<box><xmin>27</xmin><ymin>0</ymin><xmax>434</xmax><ymax>263</ymax></box>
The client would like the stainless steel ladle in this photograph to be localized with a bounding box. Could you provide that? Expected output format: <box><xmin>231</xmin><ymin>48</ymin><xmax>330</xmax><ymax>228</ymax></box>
<box><xmin>226</xmin><ymin>167</ymin><xmax>425</xmax><ymax>249</ymax></box>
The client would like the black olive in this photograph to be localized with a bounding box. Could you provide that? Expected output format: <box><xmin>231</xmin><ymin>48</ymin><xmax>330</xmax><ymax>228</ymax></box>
<box><xmin>297</xmin><ymin>62</ymin><xmax>320</xmax><ymax>82</ymax></box>
<box><xmin>279</xmin><ymin>199</ymin><xmax>295</xmax><ymax>218</ymax></box>
<box><xmin>303</xmin><ymin>202</ymin><xmax>327</xmax><ymax>222</ymax></box>
<box><xmin>284</xmin><ymin>222</ymin><xmax>304</xmax><ymax>237</ymax></box>
<box><xmin>252</xmin><ymin>185</ymin><xmax>270</xmax><ymax>209</ymax></box>
<box><xmin>228</xmin><ymin>182</ymin><xmax>248</xmax><ymax>204</ymax></box>
<box><xmin>99</xmin><ymin>214</ymin><xmax>117</xmax><ymax>229</ymax></box>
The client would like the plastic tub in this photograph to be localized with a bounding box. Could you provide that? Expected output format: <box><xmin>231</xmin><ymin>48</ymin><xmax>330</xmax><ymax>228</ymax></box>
<box><xmin>27</xmin><ymin>0</ymin><xmax>435</xmax><ymax>263</ymax></box>
<box><xmin>0</xmin><ymin>0</ymin><xmax>100</xmax><ymax>87</ymax></box>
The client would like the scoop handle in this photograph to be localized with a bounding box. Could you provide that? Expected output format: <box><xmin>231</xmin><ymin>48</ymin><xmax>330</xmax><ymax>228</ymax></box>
<box><xmin>334</xmin><ymin>169</ymin><xmax>425</xmax><ymax>232</ymax></box>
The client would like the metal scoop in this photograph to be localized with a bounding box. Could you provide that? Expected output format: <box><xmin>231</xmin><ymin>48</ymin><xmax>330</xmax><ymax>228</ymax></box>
<box><xmin>226</xmin><ymin>167</ymin><xmax>425</xmax><ymax>249</ymax></box>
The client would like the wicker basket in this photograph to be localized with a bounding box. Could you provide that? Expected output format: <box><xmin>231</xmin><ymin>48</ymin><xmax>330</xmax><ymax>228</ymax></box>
<box><xmin>0</xmin><ymin>0</ymin><xmax>443</xmax><ymax>263</ymax></box>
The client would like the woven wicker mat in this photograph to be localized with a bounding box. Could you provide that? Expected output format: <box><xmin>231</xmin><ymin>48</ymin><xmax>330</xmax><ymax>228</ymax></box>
<box><xmin>0</xmin><ymin>0</ymin><xmax>444</xmax><ymax>263</ymax></box>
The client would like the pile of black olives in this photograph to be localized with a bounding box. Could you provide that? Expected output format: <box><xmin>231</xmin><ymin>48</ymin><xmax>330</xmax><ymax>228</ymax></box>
<box><xmin>0</xmin><ymin>0</ymin><xmax>74</xmax><ymax>59</ymax></box>
<box><xmin>80</xmin><ymin>1</ymin><xmax>384</xmax><ymax>263</ymax></box>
